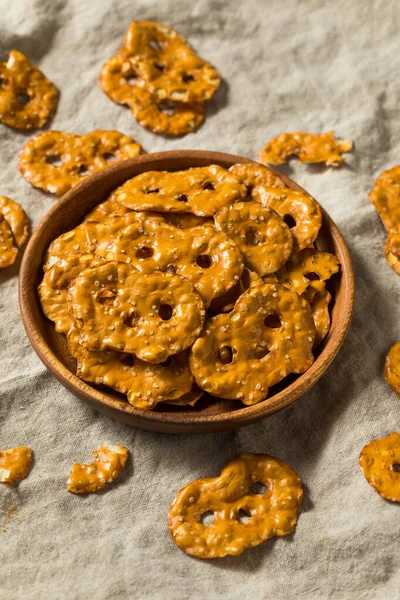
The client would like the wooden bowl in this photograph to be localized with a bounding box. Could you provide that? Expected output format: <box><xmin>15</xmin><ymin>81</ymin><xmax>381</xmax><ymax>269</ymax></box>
<box><xmin>19</xmin><ymin>151</ymin><xmax>355</xmax><ymax>434</ymax></box>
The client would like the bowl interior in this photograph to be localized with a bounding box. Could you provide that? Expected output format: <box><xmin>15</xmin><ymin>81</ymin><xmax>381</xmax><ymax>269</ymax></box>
<box><xmin>19</xmin><ymin>151</ymin><xmax>354</xmax><ymax>433</ymax></box>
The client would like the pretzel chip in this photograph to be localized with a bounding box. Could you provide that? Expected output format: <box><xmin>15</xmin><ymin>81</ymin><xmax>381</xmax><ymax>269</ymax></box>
<box><xmin>208</xmin><ymin>268</ymin><xmax>261</xmax><ymax>316</ymax></box>
<box><xmin>112</xmin><ymin>165</ymin><xmax>247</xmax><ymax>216</ymax></box>
<box><xmin>0</xmin><ymin>446</ymin><xmax>32</xmax><ymax>484</ymax></box>
<box><xmin>19</xmin><ymin>130</ymin><xmax>143</xmax><ymax>195</ymax></box>
<box><xmin>276</xmin><ymin>248</ymin><xmax>340</xmax><ymax>296</ymax></box>
<box><xmin>168</xmin><ymin>453</ymin><xmax>303</xmax><ymax>559</ymax></box>
<box><xmin>384</xmin><ymin>342</ymin><xmax>400</xmax><ymax>395</ymax></box>
<box><xmin>0</xmin><ymin>196</ymin><xmax>29</xmax><ymax>248</ymax></box>
<box><xmin>303</xmin><ymin>286</ymin><xmax>331</xmax><ymax>347</ymax></box>
<box><xmin>359</xmin><ymin>433</ymin><xmax>400</xmax><ymax>502</ymax></box>
<box><xmin>67</xmin><ymin>445</ymin><xmax>128</xmax><ymax>494</ymax></box>
<box><xmin>214</xmin><ymin>201</ymin><xmax>293</xmax><ymax>275</ymax></box>
<box><xmin>0</xmin><ymin>215</ymin><xmax>18</xmax><ymax>269</ymax></box>
<box><xmin>384</xmin><ymin>231</ymin><xmax>400</xmax><ymax>274</ymax></box>
<box><xmin>68</xmin><ymin>262</ymin><xmax>205</xmax><ymax>363</ymax></box>
<box><xmin>229</xmin><ymin>162</ymin><xmax>287</xmax><ymax>193</ymax></box>
<box><xmin>369</xmin><ymin>166</ymin><xmax>400</xmax><ymax>232</ymax></box>
<box><xmin>67</xmin><ymin>327</ymin><xmax>195</xmax><ymax>410</ymax></box>
<box><xmin>190</xmin><ymin>284</ymin><xmax>315</xmax><ymax>404</ymax></box>
<box><xmin>161</xmin><ymin>212</ymin><xmax>213</xmax><ymax>229</ymax></box>
<box><xmin>84</xmin><ymin>197</ymin><xmax>132</xmax><ymax>222</ymax></box>
<box><xmin>0</xmin><ymin>50</ymin><xmax>58</xmax><ymax>130</ymax></box>
<box><xmin>260</xmin><ymin>131</ymin><xmax>353</xmax><ymax>167</ymax></box>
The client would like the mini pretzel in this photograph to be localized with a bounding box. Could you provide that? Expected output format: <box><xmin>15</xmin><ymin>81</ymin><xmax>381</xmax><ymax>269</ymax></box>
<box><xmin>99</xmin><ymin>55</ymin><xmax>205</xmax><ymax>136</ymax></box>
<box><xmin>260</xmin><ymin>131</ymin><xmax>353</xmax><ymax>167</ymax></box>
<box><xmin>67</xmin><ymin>327</ymin><xmax>195</xmax><ymax>410</ymax></box>
<box><xmin>229</xmin><ymin>162</ymin><xmax>287</xmax><ymax>193</ymax></box>
<box><xmin>0</xmin><ymin>196</ymin><xmax>29</xmax><ymax>269</ymax></box>
<box><xmin>369</xmin><ymin>165</ymin><xmax>400</xmax><ymax>232</ymax></box>
<box><xmin>254</xmin><ymin>187</ymin><xmax>322</xmax><ymax>251</ymax></box>
<box><xmin>303</xmin><ymin>285</ymin><xmax>331</xmax><ymax>347</ymax></box>
<box><xmin>19</xmin><ymin>130</ymin><xmax>143</xmax><ymax>196</ymax></box>
<box><xmin>384</xmin><ymin>231</ymin><xmax>400</xmax><ymax>274</ymax></box>
<box><xmin>39</xmin><ymin>254</ymin><xmax>105</xmax><ymax>334</ymax></box>
<box><xmin>359</xmin><ymin>433</ymin><xmax>400</xmax><ymax>502</ymax></box>
<box><xmin>190</xmin><ymin>283</ymin><xmax>315</xmax><ymax>404</ymax></box>
<box><xmin>276</xmin><ymin>248</ymin><xmax>340</xmax><ymax>295</ymax></box>
<box><xmin>168</xmin><ymin>453</ymin><xmax>303</xmax><ymax>558</ymax></box>
<box><xmin>112</xmin><ymin>165</ymin><xmax>247</xmax><ymax>216</ymax></box>
<box><xmin>214</xmin><ymin>201</ymin><xmax>293</xmax><ymax>275</ymax></box>
<box><xmin>0</xmin><ymin>50</ymin><xmax>58</xmax><ymax>130</ymax></box>
<box><xmin>0</xmin><ymin>446</ymin><xmax>32</xmax><ymax>484</ymax></box>
<box><xmin>67</xmin><ymin>445</ymin><xmax>129</xmax><ymax>494</ymax></box>
<box><xmin>384</xmin><ymin>342</ymin><xmax>400</xmax><ymax>395</ymax></box>
<box><xmin>0</xmin><ymin>215</ymin><xmax>18</xmax><ymax>269</ymax></box>
<box><xmin>68</xmin><ymin>262</ymin><xmax>205</xmax><ymax>363</ymax></box>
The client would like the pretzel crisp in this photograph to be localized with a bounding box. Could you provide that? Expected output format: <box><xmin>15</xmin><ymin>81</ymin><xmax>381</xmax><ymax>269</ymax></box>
<box><xmin>85</xmin><ymin>197</ymin><xmax>132</xmax><ymax>222</ymax></box>
<box><xmin>190</xmin><ymin>283</ymin><xmax>315</xmax><ymax>404</ymax></box>
<box><xmin>161</xmin><ymin>212</ymin><xmax>213</xmax><ymax>229</ymax></box>
<box><xmin>208</xmin><ymin>268</ymin><xmax>261</xmax><ymax>316</ymax></box>
<box><xmin>303</xmin><ymin>286</ymin><xmax>331</xmax><ymax>347</ymax></box>
<box><xmin>168</xmin><ymin>453</ymin><xmax>303</xmax><ymax>559</ymax></box>
<box><xmin>214</xmin><ymin>201</ymin><xmax>293</xmax><ymax>275</ymax></box>
<box><xmin>112</xmin><ymin>165</ymin><xmax>247</xmax><ymax>216</ymax></box>
<box><xmin>359</xmin><ymin>433</ymin><xmax>400</xmax><ymax>502</ymax></box>
<box><xmin>384</xmin><ymin>231</ymin><xmax>400</xmax><ymax>274</ymax></box>
<box><xmin>67</xmin><ymin>445</ymin><xmax>129</xmax><ymax>494</ymax></box>
<box><xmin>0</xmin><ymin>50</ymin><xmax>58</xmax><ymax>130</ymax></box>
<box><xmin>0</xmin><ymin>216</ymin><xmax>18</xmax><ymax>269</ymax></box>
<box><xmin>0</xmin><ymin>196</ymin><xmax>29</xmax><ymax>269</ymax></box>
<box><xmin>229</xmin><ymin>162</ymin><xmax>287</xmax><ymax>193</ymax></box>
<box><xmin>369</xmin><ymin>165</ymin><xmax>400</xmax><ymax>232</ymax></box>
<box><xmin>67</xmin><ymin>327</ymin><xmax>195</xmax><ymax>410</ymax></box>
<box><xmin>276</xmin><ymin>248</ymin><xmax>340</xmax><ymax>296</ymax></box>
<box><xmin>0</xmin><ymin>447</ymin><xmax>32</xmax><ymax>484</ymax></box>
<box><xmin>19</xmin><ymin>130</ymin><xmax>143</xmax><ymax>196</ymax></box>
<box><xmin>68</xmin><ymin>262</ymin><xmax>205</xmax><ymax>363</ymax></box>
<box><xmin>384</xmin><ymin>342</ymin><xmax>400</xmax><ymax>395</ymax></box>
<box><xmin>100</xmin><ymin>54</ymin><xmax>205</xmax><ymax>136</ymax></box>
<box><xmin>260</xmin><ymin>131</ymin><xmax>353</xmax><ymax>167</ymax></box>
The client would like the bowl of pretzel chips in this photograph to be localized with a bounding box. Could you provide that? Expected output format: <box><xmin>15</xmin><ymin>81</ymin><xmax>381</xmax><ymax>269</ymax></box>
<box><xmin>19</xmin><ymin>150</ymin><xmax>354</xmax><ymax>433</ymax></box>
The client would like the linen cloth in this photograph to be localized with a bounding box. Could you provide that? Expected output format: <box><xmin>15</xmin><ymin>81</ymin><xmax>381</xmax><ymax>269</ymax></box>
<box><xmin>1</xmin><ymin>0</ymin><xmax>399</xmax><ymax>598</ymax></box>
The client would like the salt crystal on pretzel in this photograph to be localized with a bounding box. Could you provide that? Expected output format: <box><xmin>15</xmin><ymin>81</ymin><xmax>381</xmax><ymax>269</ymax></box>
<box><xmin>276</xmin><ymin>248</ymin><xmax>340</xmax><ymax>296</ymax></box>
<box><xmin>168</xmin><ymin>453</ymin><xmax>303</xmax><ymax>558</ymax></box>
<box><xmin>260</xmin><ymin>131</ymin><xmax>353</xmax><ymax>167</ymax></box>
<box><xmin>359</xmin><ymin>433</ymin><xmax>400</xmax><ymax>502</ymax></box>
<box><xmin>0</xmin><ymin>50</ymin><xmax>58</xmax><ymax>130</ymax></box>
<box><xmin>67</xmin><ymin>445</ymin><xmax>128</xmax><ymax>494</ymax></box>
<box><xmin>0</xmin><ymin>446</ymin><xmax>32</xmax><ymax>484</ymax></box>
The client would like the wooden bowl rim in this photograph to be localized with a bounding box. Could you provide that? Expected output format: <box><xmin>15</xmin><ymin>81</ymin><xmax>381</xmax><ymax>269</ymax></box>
<box><xmin>19</xmin><ymin>150</ymin><xmax>355</xmax><ymax>431</ymax></box>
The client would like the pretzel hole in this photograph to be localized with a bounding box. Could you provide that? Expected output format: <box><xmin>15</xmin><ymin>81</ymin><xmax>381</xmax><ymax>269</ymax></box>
<box><xmin>200</xmin><ymin>511</ymin><xmax>215</xmax><ymax>526</ymax></box>
<box><xmin>158</xmin><ymin>304</ymin><xmax>173</xmax><ymax>321</ymax></box>
<box><xmin>126</xmin><ymin>75</ymin><xmax>137</xmax><ymax>85</ymax></box>
<box><xmin>149</xmin><ymin>39</ymin><xmax>162</xmax><ymax>51</ymax></box>
<box><xmin>159</xmin><ymin>356</ymin><xmax>173</xmax><ymax>367</ymax></box>
<box><xmin>103</xmin><ymin>152</ymin><xmax>117</xmax><ymax>162</ymax></box>
<box><xmin>304</xmin><ymin>272</ymin><xmax>320</xmax><ymax>281</ymax></box>
<box><xmin>145</xmin><ymin>187</ymin><xmax>159</xmax><ymax>194</ymax></box>
<box><xmin>176</xmin><ymin>194</ymin><xmax>188</xmax><ymax>202</ymax></box>
<box><xmin>96</xmin><ymin>289</ymin><xmax>117</xmax><ymax>305</ymax></box>
<box><xmin>124</xmin><ymin>312</ymin><xmax>139</xmax><ymax>327</ymax></box>
<box><xmin>17</xmin><ymin>93</ymin><xmax>30</xmax><ymax>106</ymax></box>
<box><xmin>283</xmin><ymin>214</ymin><xmax>296</xmax><ymax>228</ymax></box>
<box><xmin>159</xmin><ymin>102</ymin><xmax>176</xmax><ymax>116</ymax></box>
<box><xmin>237</xmin><ymin>509</ymin><xmax>251</xmax><ymax>524</ymax></box>
<box><xmin>78</xmin><ymin>165</ymin><xmax>90</xmax><ymax>176</ymax></box>
<box><xmin>182</xmin><ymin>73</ymin><xmax>195</xmax><ymax>83</ymax></box>
<box><xmin>165</xmin><ymin>264</ymin><xmax>176</xmax><ymax>274</ymax></box>
<box><xmin>264</xmin><ymin>314</ymin><xmax>281</xmax><ymax>328</ymax></box>
<box><xmin>202</xmin><ymin>181</ymin><xmax>215</xmax><ymax>191</ymax></box>
<box><xmin>392</xmin><ymin>463</ymin><xmax>400</xmax><ymax>473</ymax></box>
<box><xmin>120</xmin><ymin>354</ymin><xmax>135</xmax><ymax>367</ymax></box>
<box><xmin>46</xmin><ymin>155</ymin><xmax>63</xmax><ymax>167</ymax></box>
<box><xmin>218</xmin><ymin>346</ymin><xmax>233</xmax><ymax>364</ymax></box>
<box><xmin>245</xmin><ymin>229</ymin><xmax>261</xmax><ymax>247</ymax></box>
<box><xmin>253</xmin><ymin>345</ymin><xmax>270</xmax><ymax>359</ymax></box>
<box><xmin>154</xmin><ymin>62</ymin><xmax>165</xmax><ymax>73</ymax></box>
<box><xmin>196</xmin><ymin>254</ymin><xmax>212</xmax><ymax>269</ymax></box>
<box><xmin>136</xmin><ymin>246</ymin><xmax>154</xmax><ymax>260</ymax></box>
<box><xmin>250</xmin><ymin>481</ymin><xmax>267</xmax><ymax>495</ymax></box>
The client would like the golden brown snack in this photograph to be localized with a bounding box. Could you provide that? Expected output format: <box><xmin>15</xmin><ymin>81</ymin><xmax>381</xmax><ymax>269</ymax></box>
<box><xmin>0</xmin><ymin>196</ymin><xmax>29</xmax><ymax>248</ymax></box>
<box><xmin>161</xmin><ymin>212</ymin><xmax>213</xmax><ymax>229</ymax></box>
<box><xmin>384</xmin><ymin>231</ymin><xmax>400</xmax><ymax>274</ymax></box>
<box><xmin>163</xmin><ymin>386</ymin><xmax>204</xmax><ymax>407</ymax></box>
<box><xmin>112</xmin><ymin>165</ymin><xmax>247</xmax><ymax>216</ymax></box>
<box><xmin>0</xmin><ymin>215</ymin><xmax>18</xmax><ymax>269</ymax></box>
<box><xmin>0</xmin><ymin>446</ymin><xmax>32</xmax><ymax>484</ymax></box>
<box><xmin>67</xmin><ymin>445</ymin><xmax>128</xmax><ymax>494</ymax></box>
<box><xmin>84</xmin><ymin>197</ymin><xmax>132</xmax><ymax>222</ymax></box>
<box><xmin>359</xmin><ymin>433</ymin><xmax>400</xmax><ymax>502</ymax></box>
<box><xmin>303</xmin><ymin>286</ymin><xmax>331</xmax><ymax>347</ymax></box>
<box><xmin>39</xmin><ymin>254</ymin><xmax>105</xmax><ymax>334</ymax></box>
<box><xmin>385</xmin><ymin>342</ymin><xmax>400</xmax><ymax>395</ymax></box>
<box><xmin>68</xmin><ymin>262</ymin><xmax>205</xmax><ymax>363</ymax></box>
<box><xmin>190</xmin><ymin>283</ymin><xmax>315</xmax><ymax>404</ymax></box>
<box><xmin>229</xmin><ymin>162</ymin><xmax>287</xmax><ymax>193</ymax></box>
<box><xmin>254</xmin><ymin>187</ymin><xmax>322</xmax><ymax>251</ymax></box>
<box><xmin>168</xmin><ymin>453</ymin><xmax>303</xmax><ymax>559</ymax></box>
<box><xmin>99</xmin><ymin>55</ymin><xmax>205</xmax><ymax>136</ymax></box>
<box><xmin>276</xmin><ymin>248</ymin><xmax>340</xmax><ymax>296</ymax></box>
<box><xmin>0</xmin><ymin>50</ymin><xmax>58</xmax><ymax>130</ymax></box>
<box><xmin>208</xmin><ymin>268</ymin><xmax>261</xmax><ymax>316</ymax></box>
<box><xmin>214</xmin><ymin>201</ymin><xmax>293</xmax><ymax>275</ymax></box>
<box><xmin>19</xmin><ymin>130</ymin><xmax>143</xmax><ymax>196</ymax></box>
<box><xmin>260</xmin><ymin>131</ymin><xmax>353</xmax><ymax>167</ymax></box>
<box><xmin>369</xmin><ymin>166</ymin><xmax>400</xmax><ymax>232</ymax></box>
<box><xmin>68</xmin><ymin>327</ymin><xmax>195</xmax><ymax>410</ymax></box>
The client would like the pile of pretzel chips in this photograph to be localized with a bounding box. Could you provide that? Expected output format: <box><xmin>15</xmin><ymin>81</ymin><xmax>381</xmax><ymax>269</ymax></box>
<box><xmin>39</xmin><ymin>161</ymin><xmax>340</xmax><ymax>411</ymax></box>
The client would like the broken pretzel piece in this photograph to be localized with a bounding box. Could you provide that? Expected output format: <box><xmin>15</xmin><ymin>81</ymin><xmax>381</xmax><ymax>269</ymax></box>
<box><xmin>67</xmin><ymin>445</ymin><xmax>128</xmax><ymax>494</ymax></box>
<box><xmin>260</xmin><ymin>131</ymin><xmax>352</xmax><ymax>167</ymax></box>
<box><xmin>359</xmin><ymin>433</ymin><xmax>400</xmax><ymax>502</ymax></box>
<box><xmin>0</xmin><ymin>446</ymin><xmax>32</xmax><ymax>484</ymax></box>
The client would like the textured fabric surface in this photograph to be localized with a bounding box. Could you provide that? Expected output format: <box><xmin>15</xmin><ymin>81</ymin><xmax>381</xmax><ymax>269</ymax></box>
<box><xmin>1</xmin><ymin>0</ymin><xmax>399</xmax><ymax>598</ymax></box>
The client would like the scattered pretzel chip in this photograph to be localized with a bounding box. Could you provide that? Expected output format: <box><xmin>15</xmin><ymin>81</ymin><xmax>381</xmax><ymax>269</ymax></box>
<box><xmin>276</xmin><ymin>248</ymin><xmax>340</xmax><ymax>296</ymax></box>
<box><xmin>384</xmin><ymin>342</ymin><xmax>400</xmax><ymax>395</ymax></box>
<box><xmin>68</xmin><ymin>327</ymin><xmax>195</xmax><ymax>410</ymax></box>
<box><xmin>260</xmin><ymin>131</ymin><xmax>353</xmax><ymax>167</ymax></box>
<box><xmin>168</xmin><ymin>453</ymin><xmax>303</xmax><ymax>558</ymax></box>
<box><xmin>303</xmin><ymin>286</ymin><xmax>331</xmax><ymax>347</ymax></box>
<box><xmin>214</xmin><ymin>201</ymin><xmax>293</xmax><ymax>275</ymax></box>
<box><xmin>190</xmin><ymin>283</ymin><xmax>315</xmax><ymax>404</ymax></box>
<box><xmin>19</xmin><ymin>130</ymin><xmax>143</xmax><ymax>196</ymax></box>
<box><xmin>384</xmin><ymin>231</ymin><xmax>400</xmax><ymax>274</ymax></box>
<box><xmin>67</xmin><ymin>445</ymin><xmax>128</xmax><ymax>494</ymax></box>
<box><xmin>359</xmin><ymin>433</ymin><xmax>400</xmax><ymax>502</ymax></box>
<box><xmin>68</xmin><ymin>262</ymin><xmax>205</xmax><ymax>363</ymax></box>
<box><xmin>0</xmin><ymin>196</ymin><xmax>29</xmax><ymax>248</ymax></box>
<box><xmin>254</xmin><ymin>187</ymin><xmax>322</xmax><ymax>251</ymax></box>
<box><xmin>0</xmin><ymin>50</ymin><xmax>58</xmax><ymax>130</ymax></box>
<box><xmin>369</xmin><ymin>165</ymin><xmax>400</xmax><ymax>232</ymax></box>
<box><xmin>0</xmin><ymin>215</ymin><xmax>18</xmax><ymax>269</ymax></box>
<box><xmin>229</xmin><ymin>162</ymin><xmax>287</xmax><ymax>193</ymax></box>
<box><xmin>113</xmin><ymin>165</ymin><xmax>247</xmax><ymax>216</ymax></box>
<box><xmin>0</xmin><ymin>446</ymin><xmax>32</xmax><ymax>484</ymax></box>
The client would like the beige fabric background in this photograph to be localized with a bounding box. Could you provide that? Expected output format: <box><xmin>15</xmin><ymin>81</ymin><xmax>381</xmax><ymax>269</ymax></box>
<box><xmin>1</xmin><ymin>0</ymin><xmax>399</xmax><ymax>598</ymax></box>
